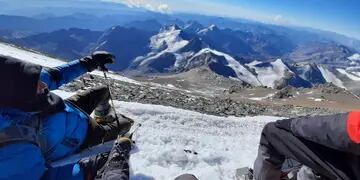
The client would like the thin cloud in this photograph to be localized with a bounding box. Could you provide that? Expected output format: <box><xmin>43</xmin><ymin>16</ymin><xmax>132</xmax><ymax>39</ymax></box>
<box><xmin>273</xmin><ymin>14</ymin><xmax>288</xmax><ymax>25</ymax></box>
<box><xmin>157</xmin><ymin>3</ymin><xmax>170</xmax><ymax>14</ymax></box>
<box><xmin>104</xmin><ymin>0</ymin><xmax>171</xmax><ymax>14</ymax></box>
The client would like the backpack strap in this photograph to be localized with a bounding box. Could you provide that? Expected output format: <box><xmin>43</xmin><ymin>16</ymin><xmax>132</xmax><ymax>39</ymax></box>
<box><xmin>0</xmin><ymin>125</ymin><xmax>39</xmax><ymax>148</ymax></box>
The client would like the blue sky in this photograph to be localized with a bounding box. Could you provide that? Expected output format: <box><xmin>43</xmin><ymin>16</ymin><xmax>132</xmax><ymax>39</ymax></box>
<box><xmin>1</xmin><ymin>0</ymin><xmax>359</xmax><ymax>39</ymax></box>
<box><xmin>114</xmin><ymin>0</ymin><xmax>360</xmax><ymax>39</ymax></box>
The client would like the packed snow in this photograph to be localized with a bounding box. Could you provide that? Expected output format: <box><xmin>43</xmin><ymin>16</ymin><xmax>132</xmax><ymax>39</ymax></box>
<box><xmin>114</xmin><ymin>101</ymin><xmax>282</xmax><ymax>180</ymax></box>
<box><xmin>51</xmin><ymin>90</ymin><xmax>283</xmax><ymax>180</ymax></box>
<box><xmin>318</xmin><ymin>66</ymin><xmax>345</xmax><ymax>88</ymax></box>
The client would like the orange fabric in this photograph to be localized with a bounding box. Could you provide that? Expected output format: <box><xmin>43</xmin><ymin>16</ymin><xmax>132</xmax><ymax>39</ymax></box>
<box><xmin>347</xmin><ymin>111</ymin><xmax>360</xmax><ymax>143</ymax></box>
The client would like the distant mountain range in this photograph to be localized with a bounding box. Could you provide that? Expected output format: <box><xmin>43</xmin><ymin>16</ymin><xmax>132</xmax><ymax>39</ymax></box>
<box><xmin>1</xmin><ymin>14</ymin><xmax>360</xmax><ymax>89</ymax></box>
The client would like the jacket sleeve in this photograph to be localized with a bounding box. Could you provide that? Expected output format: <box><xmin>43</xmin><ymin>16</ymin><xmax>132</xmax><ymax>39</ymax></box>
<box><xmin>39</xmin><ymin>60</ymin><xmax>87</xmax><ymax>90</ymax></box>
<box><xmin>290</xmin><ymin>112</ymin><xmax>360</xmax><ymax>155</ymax></box>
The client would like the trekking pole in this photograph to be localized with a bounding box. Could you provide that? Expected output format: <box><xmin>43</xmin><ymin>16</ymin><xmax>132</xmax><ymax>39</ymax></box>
<box><xmin>101</xmin><ymin>69</ymin><xmax>122</xmax><ymax>137</ymax></box>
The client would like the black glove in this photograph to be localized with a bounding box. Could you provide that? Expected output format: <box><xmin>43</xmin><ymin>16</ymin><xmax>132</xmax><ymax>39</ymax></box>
<box><xmin>80</xmin><ymin>51</ymin><xmax>115</xmax><ymax>72</ymax></box>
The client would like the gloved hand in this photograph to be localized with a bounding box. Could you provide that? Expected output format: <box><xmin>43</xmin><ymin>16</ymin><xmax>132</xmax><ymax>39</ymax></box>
<box><xmin>80</xmin><ymin>51</ymin><xmax>115</xmax><ymax>72</ymax></box>
<box><xmin>77</xmin><ymin>152</ymin><xmax>110</xmax><ymax>179</ymax></box>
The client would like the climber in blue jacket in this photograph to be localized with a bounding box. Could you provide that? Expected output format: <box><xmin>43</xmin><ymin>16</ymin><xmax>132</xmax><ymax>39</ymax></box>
<box><xmin>0</xmin><ymin>52</ymin><xmax>132</xmax><ymax>180</ymax></box>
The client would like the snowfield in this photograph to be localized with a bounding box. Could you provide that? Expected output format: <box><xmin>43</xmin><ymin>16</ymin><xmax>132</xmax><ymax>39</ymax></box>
<box><xmin>0</xmin><ymin>42</ymin><xmax>64</xmax><ymax>67</ymax></box>
<box><xmin>114</xmin><ymin>101</ymin><xmax>281</xmax><ymax>180</ymax></box>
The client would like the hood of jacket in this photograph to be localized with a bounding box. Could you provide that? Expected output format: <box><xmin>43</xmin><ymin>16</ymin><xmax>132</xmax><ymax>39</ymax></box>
<box><xmin>0</xmin><ymin>55</ymin><xmax>42</xmax><ymax>111</ymax></box>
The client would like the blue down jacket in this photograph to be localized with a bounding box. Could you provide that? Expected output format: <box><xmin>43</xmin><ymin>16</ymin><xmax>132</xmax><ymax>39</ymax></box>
<box><xmin>0</xmin><ymin>57</ymin><xmax>89</xmax><ymax>180</ymax></box>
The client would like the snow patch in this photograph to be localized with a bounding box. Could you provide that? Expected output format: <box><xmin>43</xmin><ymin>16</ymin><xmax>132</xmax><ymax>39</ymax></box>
<box><xmin>314</xmin><ymin>98</ymin><xmax>324</xmax><ymax>102</ymax></box>
<box><xmin>197</xmin><ymin>24</ymin><xmax>218</xmax><ymax>35</ymax></box>
<box><xmin>90</xmin><ymin>71</ymin><xmax>140</xmax><ymax>85</ymax></box>
<box><xmin>336</xmin><ymin>68</ymin><xmax>360</xmax><ymax>81</ymax></box>
<box><xmin>348</xmin><ymin>53</ymin><xmax>360</xmax><ymax>61</ymax></box>
<box><xmin>246</xmin><ymin>60</ymin><xmax>262</xmax><ymax>67</ymax></box>
<box><xmin>167</xmin><ymin>84</ymin><xmax>176</xmax><ymax>88</ymax></box>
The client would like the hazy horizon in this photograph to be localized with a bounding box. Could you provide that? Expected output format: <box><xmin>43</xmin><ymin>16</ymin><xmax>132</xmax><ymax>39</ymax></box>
<box><xmin>0</xmin><ymin>0</ymin><xmax>359</xmax><ymax>40</ymax></box>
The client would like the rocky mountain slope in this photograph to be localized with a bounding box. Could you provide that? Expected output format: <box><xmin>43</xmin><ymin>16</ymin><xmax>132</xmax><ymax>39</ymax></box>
<box><xmin>2</xmin><ymin>18</ymin><xmax>360</xmax><ymax>89</ymax></box>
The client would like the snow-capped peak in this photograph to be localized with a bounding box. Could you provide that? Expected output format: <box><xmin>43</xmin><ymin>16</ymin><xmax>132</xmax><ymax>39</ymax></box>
<box><xmin>208</xmin><ymin>24</ymin><xmax>218</xmax><ymax>31</ymax></box>
<box><xmin>198</xmin><ymin>24</ymin><xmax>219</xmax><ymax>35</ymax></box>
<box><xmin>150</xmin><ymin>25</ymin><xmax>189</xmax><ymax>53</ymax></box>
<box><xmin>246</xmin><ymin>59</ymin><xmax>298</xmax><ymax>88</ymax></box>
<box><xmin>317</xmin><ymin>65</ymin><xmax>345</xmax><ymax>88</ymax></box>
<box><xmin>348</xmin><ymin>53</ymin><xmax>360</xmax><ymax>61</ymax></box>
<box><xmin>189</xmin><ymin>48</ymin><xmax>261</xmax><ymax>85</ymax></box>
<box><xmin>160</xmin><ymin>24</ymin><xmax>181</xmax><ymax>32</ymax></box>
<box><xmin>183</xmin><ymin>21</ymin><xmax>204</xmax><ymax>33</ymax></box>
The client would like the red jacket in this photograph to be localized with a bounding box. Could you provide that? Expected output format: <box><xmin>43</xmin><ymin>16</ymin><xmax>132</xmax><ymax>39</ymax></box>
<box><xmin>289</xmin><ymin>112</ymin><xmax>360</xmax><ymax>155</ymax></box>
<box><xmin>347</xmin><ymin>111</ymin><xmax>360</xmax><ymax>144</ymax></box>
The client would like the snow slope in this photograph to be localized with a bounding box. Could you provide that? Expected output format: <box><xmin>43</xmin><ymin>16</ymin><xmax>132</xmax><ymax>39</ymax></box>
<box><xmin>52</xmin><ymin>82</ymin><xmax>282</xmax><ymax>180</ymax></box>
<box><xmin>0</xmin><ymin>42</ymin><xmax>64</xmax><ymax>67</ymax></box>
<box><xmin>191</xmin><ymin>48</ymin><xmax>261</xmax><ymax>86</ymax></box>
<box><xmin>246</xmin><ymin>59</ymin><xmax>290</xmax><ymax>88</ymax></box>
<box><xmin>113</xmin><ymin>101</ymin><xmax>281</xmax><ymax>180</ymax></box>
<box><xmin>57</xmin><ymin>90</ymin><xmax>283</xmax><ymax>180</ymax></box>
<box><xmin>137</xmin><ymin>25</ymin><xmax>190</xmax><ymax>67</ymax></box>
<box><xmin>150</xmin><ymin>25</ymin><xmax>189</xmax><ymax>53</ymax></box>
<box><xmin>336</xmin><ymin>68</ymin><xmax>360</xmax><ymax>81</ymax></box>
<box><xmin>318</xmin><ymin>66</ymin><xmax>345</xmax><ymax>88</ymax></box>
